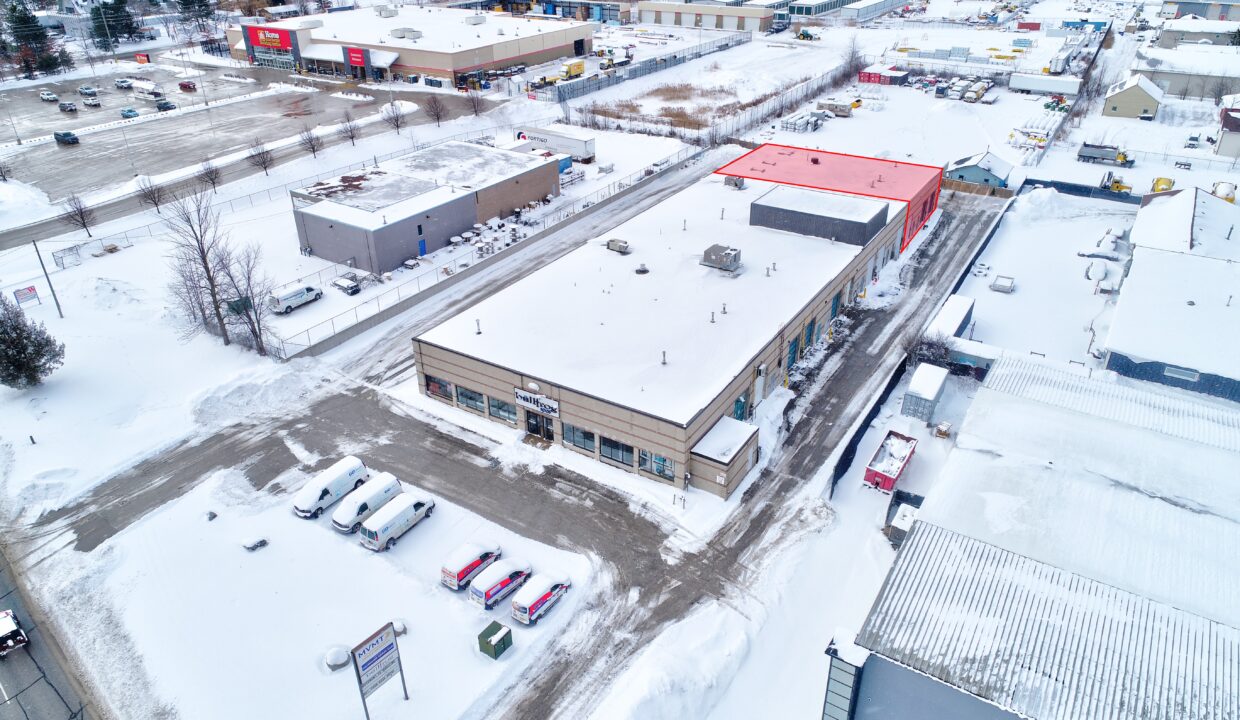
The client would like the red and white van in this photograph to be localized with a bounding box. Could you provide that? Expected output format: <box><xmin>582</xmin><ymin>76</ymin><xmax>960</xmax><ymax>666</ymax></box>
<box><xmin>469</xmin><ymin>559</ymin><xmax>530</xmax><ymax>610</ymax></box>
<box><xmin>440</xmin><ymin>541</ymin><xmax>502</xmax><ymax>591</ymax></box>
<box><xmin>511</xmin><ymin>574</ymin><xmax>571</xmax><ymax>625</ymax></box>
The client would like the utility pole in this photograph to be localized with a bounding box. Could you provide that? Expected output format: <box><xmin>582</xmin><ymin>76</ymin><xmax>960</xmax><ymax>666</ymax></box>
<box><xmin>0</xmin><ymin>96</ymin><xmax>21</xmax><ymax>145</ymax></box>
<box><xmin>31</xmin><ymin>241</ymin><xmax>64</xmax><ymax>319</ymax></box>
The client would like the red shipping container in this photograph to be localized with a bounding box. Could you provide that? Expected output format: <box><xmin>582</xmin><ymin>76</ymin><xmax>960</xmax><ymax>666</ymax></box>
<box><xmin>1017</xmin><ymin>21</ymin><xmax>1041</xmax><ymax>30</ymax></box>
<box><xmin>863</xmin><ymin>431</ymin><xmax>918</xmax><ymax>493</ymax></box>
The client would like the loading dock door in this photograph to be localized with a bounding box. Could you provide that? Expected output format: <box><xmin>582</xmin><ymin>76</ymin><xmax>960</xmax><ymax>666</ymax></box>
<box><xmin>573</xmin><ymin>38</ymin><xmax>585</xmax><ymax>55</ymax></box>
<box><xmin>722</xmin><ymin>14</ymin><xmax>739</xmax><ymax>29</ymax></box>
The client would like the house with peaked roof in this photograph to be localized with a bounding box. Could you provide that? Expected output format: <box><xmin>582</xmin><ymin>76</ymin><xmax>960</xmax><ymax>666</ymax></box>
<box><xmin>942</xmin><ymin>151</ymin><xmax>1013</xmax><ymax>188</ymax></box>
<box><xmin>1218</xmin><ymin>101</ymin><xmax>1240</xmax><ymax>158</ymax></box>
<box><xmin>1102</xmin><ymin>74</ymin><xmax>1165</xmax><ymax>119</ymax></box>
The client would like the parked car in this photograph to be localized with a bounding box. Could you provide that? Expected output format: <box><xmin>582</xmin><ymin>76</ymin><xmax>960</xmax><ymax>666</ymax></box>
<box><xmin>267</xmin><ymin>285</ymin><xmax>321</xmax><ymax>314</ymax></box>
<box><xmin>155</xmin><ymin>99</ymin><xmax>177</xmax><ymax>112</ymax></box>
<box><xmin>83</xmin><ymin>96</ymin><xmax>101</xmax><ymax>107</ymax></box>
<box><xmin>115</xmin><ymin>78</ymin><xmax>133</xmax><ymax>89</ymax></box>
<box><xmin>53</xmin><ymin>131</ymin><xmax>79</xmax><ymax>145</ymax></box>
<box><xmin>359</xmin><ymin>493</ymin><xmax>435</xmax><ymax>552</ymax></box>
<box><xmin>331</xmin><ymin>274</ymin><xmax>361</xmax><ymax>295</ymax></box>
<box><xmin>178</xmin><ymin>80</ymin><xmax>197</xmax><ymax>91</ymax></box>
<box><xmin>120</xmin><ymin>107</ymin><xmax>140</xmax><ymax>118</ymax></box>
<box><xmin>58</xmin><ymin>101</ymin><xmax>77</xmax><ymax>112</ymax></box>
<box><xmin>77</xmin><ymin>85</ymin><xmax>97</xmax><ymax>96</ymax></box>
<box><xmin>291</xmin><ymin>456</ymin><xmax>371</xmax><ymax>519</ymax></box>
<box><xmin>330</xmin><ymin>471</ymin><xmax>402</xmax><ymax>534</ymax></box>
<box><xmin>39</xmin><ymin>90</ymin><xmax>58</xmax><ymax>102</ymax></box>
<box><xmin>0</xmin><ymin>609</ymin><xmax>30</xmax><ymax>660</ymax></box>
<box><xmin>511</xmin><ymin>574</ymin><xmax>571</xmax><ymax>625</ymax></box>
<box><xmin>470</xmin><ymin>559</ymin><xmax>531</xmax><ymax>610</ymax></box>
<box><xmin>440</xmin><ymin>541</ymin><xmax>502</xmax><ymax>590</ymax></box>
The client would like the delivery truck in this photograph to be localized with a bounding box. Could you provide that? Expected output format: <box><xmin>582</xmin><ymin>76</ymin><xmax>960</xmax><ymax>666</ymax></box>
<box><xmin>515</xmin><ymin>125</ymin><xmax>596</xmax><ymax>162</ymax></box>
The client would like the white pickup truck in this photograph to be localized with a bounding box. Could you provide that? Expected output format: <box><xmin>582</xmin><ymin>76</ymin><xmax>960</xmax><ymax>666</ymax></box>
<box><xmin>0</xmin><ymin>609</ymin><xmax>30</xmax><ymax>660</ymax></box>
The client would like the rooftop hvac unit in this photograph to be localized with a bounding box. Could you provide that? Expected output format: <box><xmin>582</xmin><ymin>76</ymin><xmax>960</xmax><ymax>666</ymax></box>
<box><xmin>391</xmin><ymin>27</ymin><xmax>420</xmax><ymax>38</ymax></box>
<box><xmin>701</xmin><ymin>244</ymin><xmax>741</xmax><ymax>272</ymax></box>
<box><xmin>376</xmin><ymin>6</ymin><xmax>398</xmax><ymax>17</ymax></box>
<box><xmin>606</xmin><ymin>238</ymin><xmax>630</xmax><ymax>254</ymax></box>
<box><xmin>297</xmin><ymin>18</ymin><xmax>324</xmax><ymax>28</ymax></box>
<box><xmin>724</xmin><ymin>175</ymin><xmax>745</xmax><ymax>189</ymax></box>
<box><xmin>464</xmin><ymin>13</ymin><xmax>486</xmax><ymax>24</ymax></box>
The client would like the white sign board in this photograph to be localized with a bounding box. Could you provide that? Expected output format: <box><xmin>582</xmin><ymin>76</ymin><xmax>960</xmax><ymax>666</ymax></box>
<box><xmin>514</xmin><ymin>388</ymin><xmax>559</xmax><ymax>417</ymax></box>
<box><xmin>351</xmin><ymin>622</ymin><xmax>407</xmax><ymax>719</ymax></box>
<box><xmin>13</xmin><ymin>286</ymin><xmax>39</xmax><ymax>307</ymax></box>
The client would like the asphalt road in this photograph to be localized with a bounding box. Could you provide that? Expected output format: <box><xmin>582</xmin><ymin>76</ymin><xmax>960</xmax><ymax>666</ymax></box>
<box><xmin>0</xmin><ymin>551</ymin><xmax>92</xmax><ymax>720</ymax></box>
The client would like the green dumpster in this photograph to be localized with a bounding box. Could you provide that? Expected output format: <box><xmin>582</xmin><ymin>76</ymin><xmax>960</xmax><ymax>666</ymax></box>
<box><xmin>478</xmin><ymin>621</ymin><xmax>512</xmax><ymax>660</ymax></box>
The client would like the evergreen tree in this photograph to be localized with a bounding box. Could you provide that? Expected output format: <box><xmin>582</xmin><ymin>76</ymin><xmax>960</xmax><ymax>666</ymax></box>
<box><xmin>90</xmin><ymin>6</ymin><xmax>115</xmax><ymax>50</ymax></box>
<box><xmin>0</xmin><ymin>294</ymin><xmax>65</xmax><ymax>389</ymax></box>
<box><xmin>177</xmin><ymin>0</ymin><xmax>212</xmax><ymax>30</ymax></box>
<box><xmin>1231</xmin><ymin>28</ymin><xmax>1240</xmax><ymax>46</ymax></box>
<box><xmin>56</xmin><ymin>44</ymin><xmax>72</xmax><ymax>69</ymax></box>
<box><xmin>5</xmin><ymin>1</ymin><xmax>50</xmax><ymax>55</ymax></box>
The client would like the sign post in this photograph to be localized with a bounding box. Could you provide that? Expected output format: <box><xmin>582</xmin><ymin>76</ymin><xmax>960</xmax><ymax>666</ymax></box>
<box><xmin>351</xmin><ymin>622</ymin><xmax>408</xmax><ymax>720</ymax></box>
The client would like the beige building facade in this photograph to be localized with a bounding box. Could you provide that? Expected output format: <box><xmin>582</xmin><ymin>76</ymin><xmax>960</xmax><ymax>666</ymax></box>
<box><xmin>636</xmin><ymin>1</ymin><xmax>774</xmax><ymax>31</ymax></box>
<box><xmin>1102</xmin><ymin>75</ymin><xmax>1165</xmax><ymax>118</ymax></box>
<box><xmin>413</xmin><ymin>202</ymin><xmax>907</xmax><ymax>499</ymax></box>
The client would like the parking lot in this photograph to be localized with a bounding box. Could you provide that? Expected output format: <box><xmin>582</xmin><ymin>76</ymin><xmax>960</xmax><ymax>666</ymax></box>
<box><xmin>0</xmin><ymin>61</ymin><xmax>484</xmax><ymax>200</ymax></box>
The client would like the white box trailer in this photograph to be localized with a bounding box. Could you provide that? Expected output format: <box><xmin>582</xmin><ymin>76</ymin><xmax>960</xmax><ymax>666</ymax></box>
<box><xmin>515</xmin><ymin>126</ymin><xmax>596</xmax><ymax>162</ymax></box>
<box><xmin>1008</xmin><ymin>73</ymin><xmax>1082</xmax><ymax>97</ymax></box>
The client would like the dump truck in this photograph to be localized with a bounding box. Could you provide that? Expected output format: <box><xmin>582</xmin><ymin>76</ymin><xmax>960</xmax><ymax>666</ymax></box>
<box><xmin>559</xmin><ymin>60</ymin><xmax>585</xmax><ymax>81</ymax></box>
<box><xmin>1077</xmin><ymin>143</ymin><xmax>1134</xmax><ymax>168</ymax></box>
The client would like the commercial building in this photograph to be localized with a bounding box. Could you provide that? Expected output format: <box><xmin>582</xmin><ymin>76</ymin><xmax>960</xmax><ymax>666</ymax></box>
<box><xmin>714</xmin><ymin>144</ymin><xmax>942</xmax><ymax>252</ymax></box>
<box><xmin>1217</xmin><ymin>101</ymin><xmax>1240</xmax><ymax>157</ymax></box>
<box><xmin>788</xmin><ymin>0</ymin><xmax>853</xmax><ymax>17</ymax></box>
<box><xmin>635</xmin><ymin>1</ymin><xmax>774</xmax><ymax>30</ymax></box>
<box><xmin>227</xmin><ymin>6</ymin><xmax>595</xmax><ymax>83</ymax></box>
<box><xmin>839</xmin><ymin>0</ymin><xmax>905</xmax><ymax>22</ymax></box>
<box><xmin>414</xmin><ymin>147</ymin><xmax>934</xmax><ymax>498</ymax></box>
<box><xmin>826</xmin><ymin>355</ymin><xmax>1240</xmax><ymax>719</ymax></box>
<box><xmin>1157</xmin><ymin>16</ymin><xmax>1240</xmax><ymax>46</ymax></box>
<box><xmin>1131</xmin><ymin>44</ymin><xmax>1240</xmax><ymax>97</ymax></box>
<box><xmin>1102</xmin><ymin>73</ymin><xmax>1164</xmax><ymax>119</ymax></box>
<box><xmin>292</xmin><ymin>141</ymin><xmax>560</xmax><ymax>273</ymax></box>
<box><xmin>1104</xmin><ymin>187</ymin><xmax>1240</xmax><ymax>401</ymax></box>
<box><xmin>1158</xmin><ymin>0</ymin><xmax>1240</xmax><ymax>20</ymax></box>
<box><xmin>942</xmin><ymin>151</ymin><xmax>1012</xmax><ymax>188</ymax></box>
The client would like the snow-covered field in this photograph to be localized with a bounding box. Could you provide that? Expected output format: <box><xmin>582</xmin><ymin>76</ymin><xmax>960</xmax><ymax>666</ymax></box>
<box><xmin>27</xmin><ymin>468</ymin><xmax>592</xmax><ymax>719</ymax></box>
<box><xmin>957</xmin><ymin>187</ymin><xmax>1135</xmax><ymax>364</ymax></box>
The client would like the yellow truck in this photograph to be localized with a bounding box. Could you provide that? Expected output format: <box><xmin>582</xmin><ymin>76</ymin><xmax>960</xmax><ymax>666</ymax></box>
<box><xmin>560</xmin><ymin>60</ymin><xmax>585</xmax><ymax>81</ymax></box>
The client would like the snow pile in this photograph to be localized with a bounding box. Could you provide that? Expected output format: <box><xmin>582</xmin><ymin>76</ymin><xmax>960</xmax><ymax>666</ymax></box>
<box><xmin>868</xmin><ymin>435</ymin><xmax>914</xmax><ymax>475</ymax></box>
<box><xmin>0</xmin><ymin>179</ymin><xmax>53</xmax><ymax>230</ymax></box>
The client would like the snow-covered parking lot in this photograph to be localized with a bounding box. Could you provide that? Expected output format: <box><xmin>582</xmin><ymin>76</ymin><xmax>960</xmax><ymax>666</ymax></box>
<box><xmin>37</xmin><ymin>467</ymin><xmax>592</xmax><ymax>719</ymax></box>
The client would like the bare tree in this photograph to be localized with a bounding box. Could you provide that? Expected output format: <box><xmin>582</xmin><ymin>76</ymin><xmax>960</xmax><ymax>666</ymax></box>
<box><xmin>197</xmin><ymin>160</ymin><xmax>222</xmax><ymax>193</ymax></box>
<box><xmin>1209</xmin><ymin>76</ymin><xmax>1237</xmax><ymax>105</ymax></box>
<box><xmin>0</xmin><ymin>161</ymin><xmax>11</xmax><ymax>182</ymax></box>
<box><xmin>137</xmin><ymin>177</ymin><xmax>170</xmax><ymax>214</ymax></box>
<box><xmin>295</xmin><ymin>0</ymin><xmax>311</xmax><ymax>15</ymax></box>
<box><xmin>246</xmin><ymin>138</ymin><xmax>275</xmax><ymax>176</ymax></box>
<box><xmin>61</xmin><ymin>194</ymin><xmax>96</xmax><ymax>237</ymax></box>
<box><xmin>217</xmin><ymin>242</ymin><xmax>275</xmax><ymax>356</ymax></box>
<box><xmin>841</xmin><ymin>33</ymin><xmax>865</xmax><ymax>78</ymax></box>
<box><xmin>297</xmin><ymin>124</ymin><xmax>324</xmax><ymax>158</ymax></box>
<box><xmin>382</xmin><ymin>102</ymin><xmax>409</xmax><ymax>134</ymax></box>
<box><xmin>465</xmin><ymin>88</ymin><xmax>486</xmax><ymax>116</ymax></box>
<box><xmin>165</xmin><ymin>193</ymin><xmax>231</xmax><ymax>346</ymax></box>
<box><xmin>336</xmin><ymin>110</ymin><xmax>361</xmax><ymax>146</ymax></box>
<box><xmin>421</xmin><ymin>95</ymin><xmax>447</xmax><ymax>127</ymax></box>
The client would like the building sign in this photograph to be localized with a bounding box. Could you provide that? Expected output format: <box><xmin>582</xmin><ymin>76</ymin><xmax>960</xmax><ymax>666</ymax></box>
<box><xmin>12</xmin><ymin>286</ymin><xmax>39</xmax><ymax>307</ymax></box>
<box><xmin>514</xmin><ymin>388</ymin><xmax>559</xmax><ymax>417</ymax></box>
<box><xmin>134</xmin><ymin>53</ymin><xmax>150</xmax><ymax>64</ymax></box>
<box><xmin>346</xmin><ymin>47</ymin><xmax>366</xmax><ymax>66</ymax></box>
<box><xmin>351</xmin><ymin>623</ymin><xmax>407</xmax><ymax>719</ymax></box>
<box><xmin>246</xmin><ymin>25</ymin><xmax>292</xmax><ymax>51</ymax></box>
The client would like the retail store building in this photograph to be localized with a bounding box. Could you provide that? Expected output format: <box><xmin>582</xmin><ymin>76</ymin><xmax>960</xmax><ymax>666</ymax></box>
<box><xmin>413</xmin><ymin>146</ymin><xmax>940</xmax><ymax>498</ymax></box>
<box><xmin>228</xmin><ymin>6</ymin><xmax>595</xmax><ymax>82</ymax></box>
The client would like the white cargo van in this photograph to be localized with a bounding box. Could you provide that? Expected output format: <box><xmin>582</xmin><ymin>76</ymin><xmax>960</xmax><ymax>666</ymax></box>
<box><xmin>440</xmin><ymin>541</ymin><xmax>502</xmax><ymax>590</ymax></box>
<box><xmin>359</xmin><ymin>493</ymin><xmax>435</xmax><ymax>551</ymax></box>
<box><xmin>268</xmin><ymin>286</ymin><xmax>322</xmax><ymax>314</ymax></box>
<box><xmin>470</xmin><ymin>559</ymin><xmax>531</xmax><ymax>610</ymax></box>
<box><xmin>511</xmin><ymin>574</ymin><xmax>571</xmax><ymax>625</ymax></box>
<box><xmin>291</xmin><ymin>456</ymin><xmax>370</xmax><ymax>519</ymax></box>
<box><xmin>331</xmin><ymin>472</ymin><xmax>401</xmax><ymax>533</ymax></box>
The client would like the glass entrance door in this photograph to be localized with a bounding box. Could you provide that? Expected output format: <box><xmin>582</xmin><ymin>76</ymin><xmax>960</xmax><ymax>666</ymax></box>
<box><xmin>525</xmin><ymin>411</ymin><xmax>554</xmax><ymax>441</ymax></box>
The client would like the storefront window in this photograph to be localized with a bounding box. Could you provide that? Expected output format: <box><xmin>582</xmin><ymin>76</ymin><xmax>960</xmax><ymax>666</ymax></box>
<box><xmin>425</xmin><ymin>374</ymin><xmax>452</xmax><ymax>400</ymax></box>
<box><xmin>456</xmin><ymin>386</ymin><xmax>485</xmax><ymax>412</ymax></box>
<box><xmin>600</xmin><ymin>436</ymin><xmax>634</xmax><ymax>466</ymax></box>
<box><xmin>489</xmin><ymin>397</ymin><xmax>517</xmax><ymax>423</ymax></box>
<box><xmin>563</xmin><ymin>424</ymin><xmax>595</xmax><ymax>452</ymax></box>
<box><xmin>639</xmin><ymin>450</ymin><xmax>675</xmax><ymax>479</ymax></box>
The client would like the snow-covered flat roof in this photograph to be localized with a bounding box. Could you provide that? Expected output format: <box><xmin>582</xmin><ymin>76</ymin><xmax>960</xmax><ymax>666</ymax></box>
<box><xmin>918</xmin><ymin>356</ymin><xmax>1240</xmax><ymax>627</ymax></box>
<box><xmin>906</xmin><ymin>363</ymin><xmax>947</xmax><ymax>400</ymax></box>
<box><xmin>418</xmin><ymin>175</ymin><xmax>865</xmax><ymax>425</ymax></box>
<box><xmin>1105</xmin><ymin>247</ymin><xmax>1240</xmax><ymax>379</ymax></box>
<box><xmin>924</xmin><ymin>293</ymin><xmax>973</xmax><ymax>339</ymax></box>
<box><xmin>1133</xmin><ymin>44</ymin><xmax>1240</xmax><ymax>76</ymax></box>
<box><xmin>389</xmin><ymin>140</ymin><xmax>553</xmax><ymax>190</ymax></box>
<box><xmin>691</xmin><ymin>416</ymin><xmax>758</xmax><ymax>463</ymax></box>
<box><xmin>299</xmin><ymin>185</ymin><xmax>462</xmax><ymax>230</ymax></box>
<box><xmin>752</xmin><ymin>185</ymin><xmax>889</xmax><ymax>224</ymax></box>
<box><xmin>263</xmin><ymin>7</ymin><xmax>594</xmax><ymax>54</ymax></box>
<box><xmin>1164</xmin><ymin>16</ymin><xmax>1240</xmax><ymax>33</ymax></box>
<box><xmin>298</xmin><ymin>168</ymin><xmax>439</xmax><ymax>211</ymax></box>
<box><xmin>858</xmin><ymin>522</ymin><xmax>1240</xmax><ymax>720</ymax></box>
<box><xmin>715</xmin><ymin>144</ymin><xmax>941</xmax><ymax>203</ymax></box>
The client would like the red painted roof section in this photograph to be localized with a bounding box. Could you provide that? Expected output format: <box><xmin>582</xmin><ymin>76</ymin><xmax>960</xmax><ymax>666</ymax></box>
<box><xmin>714</xmin><ymin>144</ymin><xmax>943</xmax><ymax>202</ymax></box>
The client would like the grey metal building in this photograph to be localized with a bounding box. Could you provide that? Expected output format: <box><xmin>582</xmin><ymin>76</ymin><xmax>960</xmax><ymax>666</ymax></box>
<box><xmin>750</xmin><ymin>186</ymin><xmax>890</xmax><ymax>247</ymax></box>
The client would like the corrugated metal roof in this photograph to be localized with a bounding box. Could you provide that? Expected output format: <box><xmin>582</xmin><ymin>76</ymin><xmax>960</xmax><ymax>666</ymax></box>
<box><xmin>983</xmin><ymin>355</ymin><xmax>1240</xmax><ymax>453</ymax></box>
<box><xmin>857</xmin><ymin>522</ymin><xmax>1240</xmax><ymax>720</ymax></box>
